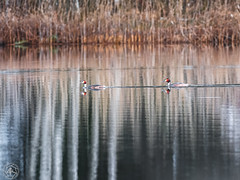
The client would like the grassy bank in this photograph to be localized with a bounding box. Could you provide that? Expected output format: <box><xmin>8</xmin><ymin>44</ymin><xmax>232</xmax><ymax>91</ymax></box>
<box><xmin>0</xmin><ymin>0</ymin><xmax>240</xmax><ymax>46</ymax></box>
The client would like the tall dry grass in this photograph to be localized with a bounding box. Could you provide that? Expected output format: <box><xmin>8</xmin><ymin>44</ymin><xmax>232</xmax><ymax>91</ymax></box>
<box><xmin>0</xmin><ymin>0</ymin><xmax>240</xmax><ymax>46</ymax></box>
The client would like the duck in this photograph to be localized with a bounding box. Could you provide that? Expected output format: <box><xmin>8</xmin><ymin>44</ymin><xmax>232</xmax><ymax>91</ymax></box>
<box><xmin>164</xmin><ymin>78</ymin><xmax>189</xmax><ymax>88</ymax></box>
<box><xmin>81</xmin><ymin>80</ymin><xmax>106</xmax><ymax>91</ymax></box>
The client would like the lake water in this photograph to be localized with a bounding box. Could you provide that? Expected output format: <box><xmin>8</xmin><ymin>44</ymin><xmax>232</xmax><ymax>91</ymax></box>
<box><xmin>0</xmin><ymin>45</ymin><xmax>240</xmax><ymax>180</ymax></box>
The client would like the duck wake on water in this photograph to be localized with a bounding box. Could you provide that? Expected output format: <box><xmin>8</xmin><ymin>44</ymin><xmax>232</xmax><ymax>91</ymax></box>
<box><xmin>80</xmin><ymin>78</ymin><xmax>240</xmax><ymax>95</ymax></box>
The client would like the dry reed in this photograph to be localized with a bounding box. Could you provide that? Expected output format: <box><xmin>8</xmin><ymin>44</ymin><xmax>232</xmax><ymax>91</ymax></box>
<box><xmin>0</xmin><ymin>0</ymin><xmax>240</xmax><ymax>46</ymax></box>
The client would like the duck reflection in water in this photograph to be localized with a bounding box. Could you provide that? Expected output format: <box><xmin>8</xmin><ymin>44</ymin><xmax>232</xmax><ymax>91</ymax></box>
<box><xmin>162</xmin><ymin>88</ymin><xmax>171</xmax><ymax>94</ymax></box>
<box><xmin>81</xmin><ymin>88</ymin><xmax>87</xmax><ymax>96</ymax></box>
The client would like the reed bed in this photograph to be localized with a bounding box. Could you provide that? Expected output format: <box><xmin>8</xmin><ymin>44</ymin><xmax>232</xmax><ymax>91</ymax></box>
<box><xmin>0</xmin><ymin>0</ymin><xmax>240</xmax><ymax>46</ymax></box>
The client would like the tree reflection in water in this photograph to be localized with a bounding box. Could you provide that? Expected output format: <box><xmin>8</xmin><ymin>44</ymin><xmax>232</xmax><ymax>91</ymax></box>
<box><xmin>0</xmin><ymin>45</ymin><xmax>240</xmax><ymax>180</ymax></box>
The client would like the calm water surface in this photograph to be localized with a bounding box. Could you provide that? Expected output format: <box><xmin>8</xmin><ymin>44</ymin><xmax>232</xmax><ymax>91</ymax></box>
<box><xmin>0</xmin><ymin>45</ymin><xmax>240</xmax><ymax>180</ymax></box>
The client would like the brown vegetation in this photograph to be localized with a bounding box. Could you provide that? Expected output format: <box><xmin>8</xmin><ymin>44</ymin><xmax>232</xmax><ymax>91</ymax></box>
<box><xmin>0</xmin><ymin>0</ymin><xmax>240</xmax><ymax>46</ymax></box>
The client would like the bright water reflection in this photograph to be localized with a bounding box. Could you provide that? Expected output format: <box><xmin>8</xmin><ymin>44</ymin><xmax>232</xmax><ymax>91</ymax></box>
<box><xmin>0</xmin><ymin>45</ymin><xmax>240</xmax><ymax>180</ymax></box>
